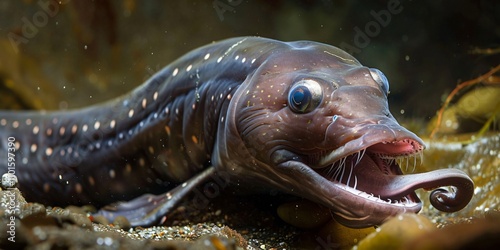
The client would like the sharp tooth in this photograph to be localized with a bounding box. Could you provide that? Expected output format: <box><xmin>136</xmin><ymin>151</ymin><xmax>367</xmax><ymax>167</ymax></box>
<box><xmin>387</xmin><ymin>158</ymin><xmax>394</xmax><ymax>166</ymax></box>
<box><xmin>355</xmin><ymin>148</ymin><xmax>366</xmax><ymax>166</ymax></box>
<box><xmin>412</xmin><ymin>155</ymin><xmax>417</xmax><ymax>172</ymax></box>
<box><xmin>339</xmin><ymin>162</ymin><xmax>346</xmax><ymax>182</ymax></box>
<box><xmin>340</xmin><ymin>157</ymin><xmax>347</xmax><ymax>169</ymax></box>
<box><xmin>346</xmin><ymin>161</ymin><xmax>354</xmax><ymax>187</ymax></box>
<box><xmin>419</xmin><ymin>150</ymin><xmax>424</xmax><ymax>165</ymax></box>
<box><xmin>413</xmin><ymin>155</ymin><xmax>416</xmax><ymax>171</ymax></box>
<box><xmin>335</xmin><ymin>160</ymin><xmax>341</xmax><ymax>178</ymax></box>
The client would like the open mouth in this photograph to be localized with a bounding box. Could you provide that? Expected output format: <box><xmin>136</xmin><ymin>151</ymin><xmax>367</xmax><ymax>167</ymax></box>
<box><xmin>295</xmin><ymin>137</ymin><xmax>474</xmax><ymax>228</ymax></box>
<box><xmin>316</xmin><ymin>139</ymin><xmax>424</xmax><ymax>209</ymax></box>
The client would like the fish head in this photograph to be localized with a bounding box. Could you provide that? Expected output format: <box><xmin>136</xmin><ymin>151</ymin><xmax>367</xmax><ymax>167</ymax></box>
<box><xmin>216</xmin><ymin>41</ymin><xmax>472</xmax><ymax>228</ymax></box>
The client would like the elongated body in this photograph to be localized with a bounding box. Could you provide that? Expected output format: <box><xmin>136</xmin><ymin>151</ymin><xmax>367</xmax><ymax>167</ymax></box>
<box><xmin>0</xmin><ymin>37</ymin><xmax>473</xmax><ymax>227</ymax></box>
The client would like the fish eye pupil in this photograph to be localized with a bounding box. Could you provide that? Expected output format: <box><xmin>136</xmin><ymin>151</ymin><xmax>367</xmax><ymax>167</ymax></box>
<box><xmin>292</xmin><ymin>88</ymin><xmax>306</xmax><ymax>104</ymax></box>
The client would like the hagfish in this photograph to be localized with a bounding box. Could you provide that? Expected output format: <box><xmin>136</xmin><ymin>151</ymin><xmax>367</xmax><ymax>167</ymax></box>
<box><xmin>0</xmin><ymin>37</ymin><xmax>474</xmax><ymax>228</ymax></box>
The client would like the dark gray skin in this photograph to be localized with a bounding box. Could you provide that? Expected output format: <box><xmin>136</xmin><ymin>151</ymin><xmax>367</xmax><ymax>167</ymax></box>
<box><xmin>0</xmin><ymin>37</ymin><xmax>473</xmax><ymax>228</ymax></box>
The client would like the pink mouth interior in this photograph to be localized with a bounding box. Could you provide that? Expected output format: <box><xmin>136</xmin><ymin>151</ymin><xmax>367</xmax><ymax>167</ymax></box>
<box><xmin>367</xmin><ymin>139</ymin><xmax>421</xmax><ymax>156</ymax></box>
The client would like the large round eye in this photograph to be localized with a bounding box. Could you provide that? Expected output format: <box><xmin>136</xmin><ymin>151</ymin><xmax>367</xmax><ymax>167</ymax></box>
<box><xmin>288</xmin><ymin>79</ymin><xmax>323</xmax><ymax>113</ymax></box>
<box><xmin>370</xmin><ymin>68</ymin><xmax>390</xmax><ymax>95</ymax></box>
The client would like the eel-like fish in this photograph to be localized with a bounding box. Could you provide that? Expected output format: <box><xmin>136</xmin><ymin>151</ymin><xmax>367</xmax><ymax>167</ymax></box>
<box><xmin>0</xmin><ymin>37</ymin><xmax>473</xmax><ymax>228</ymax></box>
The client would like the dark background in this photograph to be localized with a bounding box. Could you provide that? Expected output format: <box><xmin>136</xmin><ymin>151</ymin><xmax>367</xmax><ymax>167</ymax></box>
<box><xmin>0</xmin><ymin>0</ymin><xmax>498</xmax><ymax>127</ymax></box>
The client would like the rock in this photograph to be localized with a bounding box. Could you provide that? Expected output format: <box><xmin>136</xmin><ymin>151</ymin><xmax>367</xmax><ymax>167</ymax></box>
<box><xmin>112</xmin><ymin>215</ymin><xmax>132</xmax><ymax>231</ymax></box>
<box><xmin>1</xmin><ymin>173</ymin><xmax>17</xmax><ymax>189</ymax></box>
<box><xmin>297</xmin><ymin>219</ymin><xmax>375</xmax><ymax>249</ymax></box>
<box><xmin>404</xmin><ymin>211</ymin><xmax>500</xmax><ymax>250</ymax></box>
<box><xmin>356</xmin><ymin>214</ymin><xmax>435</xmax><ymax>250</ymax></box>
<box><xmin>91</xmin><ymin>215</ymin><xmax>110</xmax><ymax>226</ymax></box>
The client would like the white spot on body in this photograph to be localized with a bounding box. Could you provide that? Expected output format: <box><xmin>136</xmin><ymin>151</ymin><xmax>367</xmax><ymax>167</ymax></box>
<box><xmin>30</xmin><ymin>144</ymin><xmax>37</xmax><ymax>153</ymax></box>
<box><xmin>153</xmin><ymin>91</ymin><xmax>158</xmax><ymax>101</ymax></box>
<box><xmin>25</xmin><ymin>119</ymin><xmax>32</xmax><ymax>125</ymax></box>
<box><xmin>71</xmin><ymin>124</ymin><xmax>78</xmax><ymax>134</ymax></box>
<box><xmin>217</xmin><ymin>56</ymin><xmax>223</xmax><ymax>63</ymax></box>
<box><xmin>82</xmin><ymin>124</ymin><xmax>88</xmax><ymax>132</ymax></box>
<box><xmin>33</xmin><ymin>126</ymin><xmax>39</xmax><ymax>135</ymax></box>
<box><xmin>128</xmin><ymin>109</ymin><xmax>134</xmax><ymax>118</ymax></box>
<box><xmin>94</xmin><ymin>121</ymin><xmax>100</xmax><ymax>130</ymax></box>
<box><xmin>142</xmin><ymin>98</ymin><xmax>147</xmax><ymax>109</ymax></box>
<box><xmin>172</xmin><ymin>68</ymin><xmax>179</xmax><ymax>77</ymax></box>
<box><xmin>46</xmin><ymin>128</ymin><xmax>52</xmax><ymax>136</ymax></box>
<box><xmin>45</xmin><ymin>147</ymin><xmax>53</xmax><ymax>156</ymax></box>
<box><xmin>110</xmin><ymin>120</ymin><xmax>116</xmax><ymax>129</ymax></box>
<box><xmin>186</xmin><ymin>64</ymin><xmax>192</xmax><ymax>72</ymax></box>
<box><xmin>204</xmin><ymin>53</ymin><xmax>210</xmax><ymax>60</ymax></box>
<box><xmin>59</xmin><ymin>126</ymin><xmax>65</xmax><ymax>136</ymax></box>
<box><xmin>12</xmin><ymin>121</ymin><xmax>19</xmax><ymax>128</ymax></box>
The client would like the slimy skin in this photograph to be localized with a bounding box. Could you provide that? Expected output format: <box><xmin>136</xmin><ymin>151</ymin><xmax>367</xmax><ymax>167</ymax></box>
<box><xmin>0</xmin><ymin>37</ymin><xmax>473</xmax><ymax>227</ymax></box>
